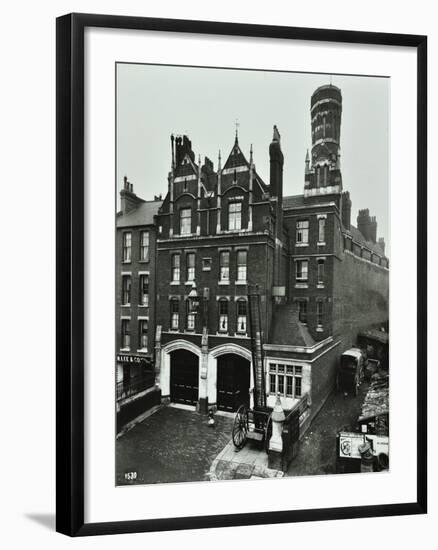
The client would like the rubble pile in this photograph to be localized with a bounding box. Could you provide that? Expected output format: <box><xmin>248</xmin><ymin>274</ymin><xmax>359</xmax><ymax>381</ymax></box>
<box><xmin>358</xmin><ymin>374</ymin><xmax>389</xmax><ymax>434</ymax></box>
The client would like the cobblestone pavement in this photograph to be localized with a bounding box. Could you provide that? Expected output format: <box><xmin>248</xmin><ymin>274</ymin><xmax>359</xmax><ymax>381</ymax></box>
<box><xmin>287</xmin><ymin>382</ymin><xmax>370</xmax><ymax>477</ymax></box>
<box><xmin>116</xmin><ymin>406</ymin><xmax>233</xmax><ymax>485</ymax></box>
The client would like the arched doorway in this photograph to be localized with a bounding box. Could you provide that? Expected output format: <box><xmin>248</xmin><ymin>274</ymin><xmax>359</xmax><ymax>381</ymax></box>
<box><xmin>170</xmin><ymin>349</ymin><xmax>199</xmax><ymax>405</ymax></box>
<box><xmin>217</xmin><ymin>354</ymin><xmax>250</xmax><ymax>412</ymax></box>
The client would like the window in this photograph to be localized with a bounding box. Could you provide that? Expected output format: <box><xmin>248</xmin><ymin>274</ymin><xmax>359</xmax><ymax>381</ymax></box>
<box><xmin>121</xmin><ymin>319</ymin><xmax>130</xmax><ymax>349</ymax></box>
<box><xmin>296</xmin><ymin>220</ymin><xmax>309</xmax><ymax>244</ymax></box>
<box><xmin>180</xmin><ymin>208</ymin><xmax>191</xmax><ymax>235</ymax></box>
<box><xmin>218</xmin><ymin>299</ymin><xmax>228</xmax><ymax>333</ymax></box>
<box><xmin>186</xmin><ymin>252</ymin><xmax>195</xmax><ymax>281</ymax></box>
<box><xmin>121</xmin><ymin>275</ymin><xmax>131</xmax><ymax>305</ymax></box>
<box><xmin>228</xmin><ymin>202</ymin><xmax>242</xmax><ymax>231</ymax></box>
<box><xmin>170</xmin><ymin>299</ymin><xmax>179</xmax><ymax>330</ymax></box>
<box><xmin>298</xmin><ymin>300</ymin><xmax>308</xmax><ymax>324</ymax></box>
<box><xmin>139</xmin><ymin>274</ymin><xmax>149</xmax><ymax>306</ymax></box>
<box><xmin>171</xmin><ymin>254</ymin><xmax>180</xmax><ymax>282</ymax></box>
<box><xmin>269</xmin><ymin>363</ymin><xmax>303</xmax><ymax>398</ymax></box>
<box><xmin>237</xmin><ymin>250</ymin><xmax>247</xmax><ymax>282</ymax></box>
<box><xmin>123</xmin><ymin>232</ymin><xmax>132</xmax><ymax>262</ymax></box>
<box><xmin>236</xmin><ymin>299</ymin><xmax>247</xmax><ymax>333</ymax></box>
<box><xmin>317</xmin><ymin>259</ymin><xmax>325</xmax><ymax>284</ymax></box>
<box><xmin>186</xmin><ymin>300</ymin><xmax>195</xmax><ymax>331</ymax></box>
<box><xmin>316</xmin><ymin>166</ymin><xmax>321</xmax><ymax>187</ymax></box>
<box><xmin>296</xmin><ymin>259</ymin><xmax>309</xmax><ymax>281</ymax></box>
<box><xmin>318</xmin><ymin>218</ymin><xmax>326</xmax><ymax>242</ymax></box>
<box><xmin>219</xmin><ymin>251</ymin><xmax>230</xmax><ymax>281</ymax></box>
<box><xmin>324</xmin><ymin>165</ymin><xmax>329</xmax><ymax>185</ymax></box>
<box><xmin>140</xmin><ymin>231</ymin><xmax>149</xmax><ymax>261</ymax></box>
<box><xmin>316</xmin><ymin>301</ymin><xmax>324</xmax><ymax>328</ymax></box>
<box><xmin>139</xmin><ymin>320</ymin><xmax>148</xmax><ymax>350</ymax></box>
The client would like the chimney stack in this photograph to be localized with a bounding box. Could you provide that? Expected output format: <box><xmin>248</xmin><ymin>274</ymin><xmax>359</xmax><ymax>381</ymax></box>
<box><xmin>120</xmin><ymin>176</ymin><xmax>144</xmax><ymax>214</ymax></box>
<box><xmin>378</xmin><ymin>237</ymin><xmax>386</xmax><ymax>255</ymax></box>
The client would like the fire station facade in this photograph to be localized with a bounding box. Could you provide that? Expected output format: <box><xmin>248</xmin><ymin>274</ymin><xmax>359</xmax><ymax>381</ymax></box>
<box><xmin>116</xmin><ymin>84</ymin><xmax>389</xmax><ymax>423</ymax></box>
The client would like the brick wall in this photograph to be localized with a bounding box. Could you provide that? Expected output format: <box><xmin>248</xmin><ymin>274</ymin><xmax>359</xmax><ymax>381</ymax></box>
<box><xmin>116</xmin><ymin>225</ymin><xmax>157</xmax><ymax>355</ymax></box>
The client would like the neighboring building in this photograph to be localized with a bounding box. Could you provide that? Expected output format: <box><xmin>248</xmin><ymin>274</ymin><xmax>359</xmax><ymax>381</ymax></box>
<box><xmin>116</xmin><ymin>177</ymin><xmax>162</xmax><ymax>431</ymax></box>
<box><xmin>116</xmin><ymin>84</ymin><xmax>389</xmax><ymax>429</ymax></box>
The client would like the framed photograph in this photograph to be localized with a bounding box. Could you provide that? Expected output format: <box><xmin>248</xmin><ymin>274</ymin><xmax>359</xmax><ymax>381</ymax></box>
<box><xmin>56</xmin><ymin>13</ymin><xmax>427</xmax><ymax>536</ymax></box>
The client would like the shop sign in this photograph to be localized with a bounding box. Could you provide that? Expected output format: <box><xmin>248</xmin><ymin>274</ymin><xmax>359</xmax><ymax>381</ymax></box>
<box><xmin>116</xmin><ymin>354</ymin><xmax>148</xmax><ymax>364</ymax></box>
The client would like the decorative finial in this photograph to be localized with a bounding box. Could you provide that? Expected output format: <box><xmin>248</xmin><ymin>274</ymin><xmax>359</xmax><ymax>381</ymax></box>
<box><xmin>218</xmin><ymin>149</ymin><xmax>222</xmax><ymax>170</ymax></box>
<box><xmin>250</xmin><ymin>144</ymin><xmax>253</xmax><ymax>164</ymax></box>
<box><xmin>234</xmin><ymin>119</ymin><xmax>240</xmax><ymax>144</ymax></box>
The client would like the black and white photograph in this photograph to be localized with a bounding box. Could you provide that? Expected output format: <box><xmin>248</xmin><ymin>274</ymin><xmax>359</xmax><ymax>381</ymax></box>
<box><xmin>115</xmin><ymin>64</ymin><xmax>390</xmax><ymax>486</ymax></box>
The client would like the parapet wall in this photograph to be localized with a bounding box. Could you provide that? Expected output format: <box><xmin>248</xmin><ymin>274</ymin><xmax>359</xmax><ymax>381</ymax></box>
<box><xmin>333</xmin><ymin>250</ymin><xmax>389</xmax><ymax>348</ymax></box>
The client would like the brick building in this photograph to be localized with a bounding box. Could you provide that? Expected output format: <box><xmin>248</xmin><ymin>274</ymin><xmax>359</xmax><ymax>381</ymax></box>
<box><xmin>115</xmin><ymin>177</ymin><xmax>162</xmax><ymax>430</ymax></box>
<box><xmin>116</xmin><ymin>83</ymin><xmax>389</xmax><ymax>426</ymax></box>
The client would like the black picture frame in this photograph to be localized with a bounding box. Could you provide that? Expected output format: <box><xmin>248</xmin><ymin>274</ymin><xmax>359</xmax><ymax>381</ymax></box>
<box><xmin>56</xmin><ymin>12</ymin><xmax>427</xmax><ymax>537</ymax></box>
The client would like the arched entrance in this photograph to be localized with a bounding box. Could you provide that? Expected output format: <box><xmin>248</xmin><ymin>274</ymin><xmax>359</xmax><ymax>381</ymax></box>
<box><xmin>170</xmin><ymin>349</ymin><xmax>199</xmax><ymax>405</ymax></box>
<box><xmin>217</xmin><ymin>354</ymin><xmax>250</xmax><ymax>412</ymax></box>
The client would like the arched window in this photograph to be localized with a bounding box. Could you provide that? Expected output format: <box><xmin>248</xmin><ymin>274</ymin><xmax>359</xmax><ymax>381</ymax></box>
<box><xmin>316</xmin><ymin>166</ymin><xmax>320</xmax><ymax>187</ymax></box>
<box><xmin>218</xmin><ymin>299</ymin><xmax>228</xmax><ymax>333</ymax></box>
<box><xmin>236</xmin><ymin>299</ymin><xmax>247</xmax><ymax>334</ymax></box>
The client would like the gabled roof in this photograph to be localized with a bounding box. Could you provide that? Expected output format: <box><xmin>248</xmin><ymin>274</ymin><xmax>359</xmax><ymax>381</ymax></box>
<box><xmin>174</xmin><ymin>153</ymin><xmax>198</xmax><ymax>179</ymax></box>
<box><xmin>270</xmin><ymin>304</ymin><xmax>315</xmax><ymax>347</ymax></box>
<box><xmin>222</xmin><ymin>138</ymin><xmax>250</xmax><ymax>171</ymax></box>
<box><xmin>117</xmin><ymin>200</ymin><xmax>163</xmax><ymax>228</ymax></box>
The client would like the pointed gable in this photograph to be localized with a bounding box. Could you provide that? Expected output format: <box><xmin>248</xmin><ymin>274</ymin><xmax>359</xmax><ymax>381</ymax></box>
<box><xmin>222</xmin><ymin>138</ymin><xmax>249</xmax><ymax>172</ymax></box>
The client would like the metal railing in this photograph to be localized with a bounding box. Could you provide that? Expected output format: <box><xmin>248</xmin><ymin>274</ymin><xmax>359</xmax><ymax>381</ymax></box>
<box><xmin>116</xmin><ymin>371</ymin><xmax>155</xmax><ymax>401</ymax></box>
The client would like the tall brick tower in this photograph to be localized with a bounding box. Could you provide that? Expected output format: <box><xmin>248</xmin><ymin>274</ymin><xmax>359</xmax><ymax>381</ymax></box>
<box><xmin>305</xmin><ymin>84</ymin><xmax>343</xmax><ymax>197</ymax></box>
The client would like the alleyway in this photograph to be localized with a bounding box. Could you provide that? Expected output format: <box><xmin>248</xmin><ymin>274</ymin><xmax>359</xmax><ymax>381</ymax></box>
<box><xmin>287</xmin><ymin>382</ymin><xmax>369</xmax><ymax>477</ymax></box>
<box><xmin>116</xmin><ymin>406</ymin><xmax>233</xmax><ymax>485</ymax></box>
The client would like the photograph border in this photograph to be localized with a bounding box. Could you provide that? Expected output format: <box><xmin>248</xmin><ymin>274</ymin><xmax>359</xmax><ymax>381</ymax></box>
<box><xmin>56</xmin><ymin>12</ymin><xmax>427</xmax><ymax>536</ymax></box>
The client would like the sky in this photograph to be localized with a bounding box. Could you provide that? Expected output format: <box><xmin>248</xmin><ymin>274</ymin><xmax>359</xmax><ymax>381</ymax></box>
<box><xmin>116</xmin><ymin>63</ymin><xmax>389</xmax><ymax>253</ymax></box>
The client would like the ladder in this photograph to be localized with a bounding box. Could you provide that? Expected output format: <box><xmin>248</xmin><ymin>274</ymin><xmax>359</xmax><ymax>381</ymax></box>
<box><xmin>247</xmin><ymin>285</ymin><xmax>267</xmax><ymax>410</ymax></box>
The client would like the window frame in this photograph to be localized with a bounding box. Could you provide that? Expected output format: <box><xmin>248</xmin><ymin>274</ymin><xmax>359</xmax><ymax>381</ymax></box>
<box><xmin>298</xmin><ymin>300</ymin><xmax>308</xmax><ymax>324</ymax></box>
<box><xmin>185</xmin><ymin>299</ymin><xmax>196</xmax><ymax>331</ymax></box>
<box><xmin>180</xmin><ymin>207</ymin><xmax>192</xmax><ymax>235</ymax></box>
<box><xmin>318</xmin><ymin>217</ymin><xmax>326</xmax><ymax>243</ymax></box>
<box><xmin>296</xmin><ymin>259</ymin><xmax>309</xmax><ymax>281</ymax></box>
<box><xmin>228</xmin><ymin>201</ymin><xmax>242</xmax><ymax>231</ymax></box>
<box><xmin>219</xmin><ymin>251</ymin><xmax>230</xmax><ymax>282</ymax></box>
<box><xmin>121</xmin><ymin>275</ymin><xmax>131</xmax><ymax>306</ymax></box>
<box><xmin>122</xmin><ymin>231</ymin><xmax>132</xmax><ymax>262</ymax></box>
<box><xmin>236</xmin><ymin>298</ymin><xmax>247</xmax><ymax>334</ymax></box>
<box><xmin>317</xmin><ymin>258</ymin><xmax>325</xmax><ymax>284</ymax></box>
<box><xmin>268</xmin><ymin>363</ymin><xmax>303</xmax><ymax>399</ymax></box>
<box><xmin>236</xmin><ymin>250</ymin><xmax>247</xmax><ymax>282</ymax></box>
<box><xmin>139</xmin><ymin>274</ymin><xmax>149</xmax><ymax>306</ymax></box>
<box><xmin>170</xmin><ymin>299</ymin><xmax>180</xmax><ymax>330</ymax></box>
<box><xmin>121</xmin><ymin>319</ymin><xmax>131</xmax><ymax>350</ymax></box>
<box><xmin>140</xmin><ymin>230</ymin><xmax>150</xmax><ymax>261</ymax></box>
<box><xmin>316</xmin><ymin>300</ymin><xmax>324</xmax><ymax>328</ymax></box>
<box><xmin>171</xmin><ymin>254</ymin><xmax>181</xmax><ymax>283</ymax></box>
<box><xmin>139</xmin><ymin>319</ymin><xmax>148</xmax><ymax>350</ymax></box>
<box><xmin>218</xmin><ymin>299</ymin><xmax>229</xmax><ymax>333</ymax></box>
<box><xmin>296</xmin><ymin>220</ymin><xmax>309</xmax><ymax>245</ymax></box>
<box><xmin>186</xmin><ymin>252</ymin><xmax>196</xmax><ymax>282</ymax></box>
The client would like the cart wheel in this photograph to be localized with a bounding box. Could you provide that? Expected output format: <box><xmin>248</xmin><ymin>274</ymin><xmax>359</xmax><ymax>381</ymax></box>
<box><xmin>232</xmin><ymin>404</ymin><xmax>248</xmax><ymax>450</ymax></box>
<box><xmin>264</xmin><ymin>414</ymin><xmax>273</xmax><ymax>453</ymax></box>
